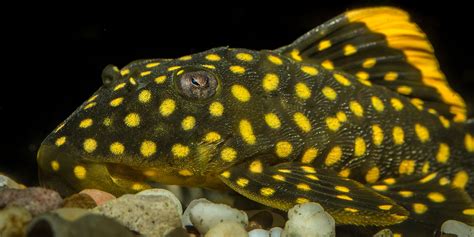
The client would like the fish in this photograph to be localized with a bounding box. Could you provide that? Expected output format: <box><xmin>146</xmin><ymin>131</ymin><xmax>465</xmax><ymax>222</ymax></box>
<box><xmin>37</xmin><ymin>7</ymin><xmax>474</xmax><ymax>236</ymax></box>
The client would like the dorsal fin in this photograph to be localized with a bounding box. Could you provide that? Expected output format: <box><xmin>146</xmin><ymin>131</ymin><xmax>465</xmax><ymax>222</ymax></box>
<box><xmin>275</xmin><ymin>7</ymin><xmax>467</xmax><ymax>122</ymax></box>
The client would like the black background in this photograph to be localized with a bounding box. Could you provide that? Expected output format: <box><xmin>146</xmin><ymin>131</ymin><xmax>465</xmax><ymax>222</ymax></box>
<box><xmin>1</xmin><ymin>2</ymin><xmax>473</xmax><ymax>185</ymax></box>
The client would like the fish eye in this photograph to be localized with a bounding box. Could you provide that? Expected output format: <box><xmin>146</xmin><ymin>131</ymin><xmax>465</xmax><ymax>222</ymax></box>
<box><xmin>177</xmin><ymin>70</ymin><xmax>218</xmax><ymax>100</ymax></box>
<box><xmin>101</xmin><ymin>64</ymin><xmax>121</xmax><ymax>88</ymax></box>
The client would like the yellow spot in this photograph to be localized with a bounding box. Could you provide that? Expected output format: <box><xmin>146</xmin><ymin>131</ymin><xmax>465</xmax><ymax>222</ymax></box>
<box><xmin>428</xmin><ymin>109</ymin><xmax>438</xmax><ymax>115</ymax></box>
<box><xmin>453</xmin><ymin>170</ymin><xmax>468</xmax><ymax>189</ymax></box>
<box><xmin>419</xmin><ymin>172</ymin><xmax>437</xmax><ymax>184</ymax></box>
<box><xmin>275</xmin><ymin>141</ymin><xmax>293</xmax><ymax>158</ymax></box>
<box><xmin>325</xmin><ymin>146</ymin><xmax>342</xmax><ymax>166</ymax></box>
<box><xmin>209</xmin><ymin>102</ymin><xmax>224</xmax><ymax>117</ymax></box>
<box><xmin>178</xmin><ymin>169</ymin><xmax>193</xmax><ymax>176</ymax></box>
<box><xmin>181</xmin><ymin>116</ymin><xmax>196</xmax><ymax>131</ymax></box>
<box><xmin>301</xmin><ymin>66</ymin><xmax>318</xmax><ymax>76</ymax></box>
<box><xmin>399</xmin><ymin>191</ymin><xmax>414</xmax><ymax>198</ymax></box>
<box><xmin>349</xmin><ymin>101</ymin><xmax>364</xmax><ymax>117</ymax></box>
<box><xmin>239</xmin><ymin>119</ymin><xmax>256</xmax><ymax>145</ymax></box>
<box><xmin>295</xmin><ymin>82</ymin><xmax>311</xmax><ymax>100</ymax></box>
<box><xmin>343</xmin><ymin>44</ymin><xmax>357</xmax><ymax>56</ymax></box>
<box><xmin>293</xmin><ymin>112</ymin><xmax>312</xmax><ymax>132</ymax></box>
<box><xmin>231</xmin><ymin>84</ymin><xmax>251</xmax><ymax>102</ymax></box>
<box><xmin>205</xmin><ymin>54</ymin><xmax>221</xmax><ymax>61</ymax></box>
<box><xmin>54</xmin><ymin>123</ymin><xmax>65</xmax><ymax>133</ymax></box>
<box><xmin>356</xmin><ymin>71</ymin><xmax>369</xmax><ymax>81</ymax></box>
<box><xmin>159</xmin><ymin>99</ymin><xmax>176</xmax><ymax>117</ymax></box>
<box><xmin>202</xmin><ymin>64</ymin><xmax>216</xmax><ymax>70</ymax></box>
<box><xmin>333</xmin><ymin>73</ymin><xmax>351</xmax><ymax>86</ymax></box>
<box><xmin>124</xmin><ymin>113</ymin><xmax>140</xmax><ymax>127</ymax></box>
<box><xmin>337</xmin><ymin>195</ymin><xmax>353</xmax><ymax>201</ymax></box>
<box><xmin>129</xmin><ymin>78</ymin><xmax>136</xmax><ymax>85</ymax></box>
<box><xmin>322</xmin><ymin>60</ymin><xmax>334</xmax><ymax>70</ymax></box>
<box><xmin>354</xmin><ymin>137</ymin><xmax>366</xmax><ymax>157</ymax></box>
<box><xmin>176</xmin><ymin>69</ymin><xmax>184</xmax><ymax>75</ymax></box>
<box><xmin>384</xmin><ymin>178</ymin><xmax>396</xmax><ymax>185</ymax></box>
<box><xmin>273</xmin><ymin>175</ymin><xmax>286</xmax><ymax>181</ymax></box>
<box><xmin>318</xmin><ymin>40</ymin><xmax>331</xmax><ymax>51</ymax></box>
<box><xmin>306</xmin><ymin>174</ymin><xmax>319</xmax><ymax>181</ymax></box>
<box><xmin>362</xmin><ymin>58</ymin><xmax>376</xmax><ymax>68</ymax></box>
<box><xmin>236</xmin><ymin>178</ymin><xmax>249</xmax><ymax>187</ymax></box>
<box><xmin>297</xmin><ymin>183</ymin><xmax>311</xmax><ymax>191</ymax></box>
<box><xmin>110</xmin><ymin>97</ymin><xmax>124</xmax><ymax>107</ymax></box>
<box><xmin>296</xmin><ymin>197</ymin><xmax>310</xmax><ymax>204</ymax></box>
<box><xmin>372</xmin><ymin>124</ymin><xmax>384</xmax><ymax>146</ymax></box>
<box><xmin>301</xmin><ymin>166</ymin><xmax>316</xmax><ymax>173</ymax></box>
<box><xmin>145</xmin><ymin>62</ymin><xmax>160</xmax><ymax>68</ymax></box>
<box><xmin>110</xmin><ymin>142</ymin><xmax>125</xmax><ymax>155</ymax></box>
<box><xmin>436</xmin><ymin>143</ymin><xmax>450</xmax><ymax>164</ymax></box>
<box><xmin>221</xmin><ymin>171</ymin><xmax>230</xmax><ymax>178</ymax></box>
<box><xmin>344</xmin><ymin>207</ymin><xmax>358</xmax><ymax>213</ymax></box>
<box><xmin>325</xmin><ymin>117</ymin><xmax>341</xmax><ymax>132</ymax></box>
<box><xmin>411</xmin><ymin>98</ymin><xmax>424</xmax><ymax>110</ymax></box>
<box><xmin>336</xmin><ymin>111</ymin><xmax>347</xmax><ymax>122</ymax></box>
<box><xmin>378</xmin><ymin>205</ymin><xmax>393</xmax><ymax>211</ymax></box>
<box><xmin>267</xmin><ymin>55</ymin><xmax>283</xmax><ymax>65</ymax></box>
<box><xmin>221</xmin><ymin>147</ymin><xmax>237</xmax><ymax>162</ymax></box>
<box><xmin>322</xmin><ymin>86</ymin><xmax>337</xmax><ymax>101</ymax></box>
<box><xmin>394</xmin><ymin>234</ymin><xmax>402</xmax><ymax>237</ymax></box>
<box><xmin>301</xmin><ymin>148</ymin><xmax>318</xmax><ymax>164</ymax></box>
<box><xmin>203</xmin><ymin>132</ymin><xmax>221</xmax><ymax>143</ymax></box>
<box><xmin>103</xmin><ymin>117</ymin><xmax>112</xmax><ymax>126</ymax></box>
<box><xmin>140</xmin><ymin>140</ymin><xmax>156</xmax><ymax>157</ymax></box>
<box><xmin>399</xmin><ymin>160</ymin><xmax>415</xmax><ymax>175</ymax></box>
<box><xmin>154</xmin><ymin>75</ymin><xmax>167</xmax><ymax>84</ymax></box>
<box><xmin>439</xmin><ymin>116</ymin><xmax>450</xmax><ymax>128</ymax></box>
<box><xmin>50</xmin><ymin>161</ymin><xmax>60</xmax><ymax>171</ymax></box>
<box><xmin>120</xmin><ymin>69</ymin><xmax>130</xmax><ymax>75</ymax></box>
<box><xmin>249</xmin><ymin>160</ymin><xmax>263</xmax><ymax>173</ymax></box>
<box><xmin>422</xmin><ymin>162</ymin><xmax>430</xmax><ymax>174</ymax></box>
<box><xmin>114</xmin><ymin>82</ymin><xmax>126</xmax><ymax>91</ymax></box>
<box><xmin>278</xmin><ymin>169</ymin><xmax>291</xmax><ymax>174</ymax></box>
<box><xmin>335</xmin><ymin>186</ymin><xmax>350</xmax><ymax>193</ymax></box>
<box><xmin>262</xmin><ymin>73</ymin><xmax>279</xmax><ymax>92</ymax></box>
<box><xmin>339</xmin><ymin>168</ymin><xmax>351</xmax><ymax>177</ymax></box>
<box><xmin>55</xmin><ymin>136</ymin><xmax>66</xmax><ymax>147</ymax></box>
<box><xmin>413</xmin><ymin>203</ymin><xmax>428</xmax><ymax>214</ymax></box>
<box><xmin>439</xmin><ymin>177</ymin><xmax>450</xmax><ymax>186</ymax></box>
<box><xmin>179</xmin><ymin>55</ymin><xmax>192</xmax><ymax>61</ymax></box>
<box><xmin>84</xmin><ymin>103</ymin><xmax>96</xmax><ymax>110</ymax></box>
<box><xmin>236</xmin><ymin>53</ymin><xmax>253</xmax><ymax>61</ymax></box>
<box><xmin>415</xmin><ymin>124</ymin><xmax>430</xmax><ymax>143</ymax></box>
<box><xmin>384</xmin><ymin>72</ymin><xmax>398</xmax><ymax>81</ymax></box>
<box><xmin>140</xmin><ymin>71</ymin><xmax>151</xmax><ymax>77</ymax></box>
<box><xmin>290</xmin><ymin>49</ymin><xmax>302</xmax><ymax>61</ymax></box>
<box><xmin>73</xmin><ymin>166</ymin><xmax>87</xmax><ymax>179</ymax></box>
<box><xmin>264</xmin><ymin>113</ymin><xmax>281</xmax><ymax>129</ymax></box>
<box><xmin>172</xmin><ymin>144</ymin><xmax>190</xmax><ymax>158</ymax></box>
<box><xmin>465</xmin><ymin>134</ymin><xmax>474</xmax><ymax>152</ymax></box>
<box><xmin>131</xmin><ymin>183</ymin><xmax>147</xmax><ymax>191</ymax></box>
<box><xmin>372</xmin><ymin>185</ymin><xmax>388</xmax><ymax>191</ymax></box>
<box><xmin>230</xmin><ymin>65</ymin><xmax>246</xmax><ymax>74</ymax></box>
<box><xmin>260</xmin><ymin>187</ymin><xmax>275</xmax><ymax>197</ymax></box>
<box><xmin>427</xmin><ymin>192</ymin><xmax>445</xmax><ymax>203</ymax></box>
<box><xmin>83</xmin><ymin>138</ymin><xmax>97</xmax><ymax>153</ymax></box>
<box><xmin>371</xmin><ymin>96</ymin><xmax>385</xmax><ymax>112</ymax></box>
<box><xmin>397</xmin><ymin>86</ymin><xmax>412</xmax><ymax>95</ymax></box>
<box><xmin>365</xmin><ymin>167</ymin><xmax>380</xmax><ymax>183</ymax></box>
<box><xmin>79</xmin><ymin>118</ymin><xmax>93</xmax><ymax>128</ymax></box>
<box><xmin>390</xmin><ymin>98</ymin><xmax>404</xmax><ymax>111</ymax></box>
<box><xmin>463</xmin><ymin>209</ymin><xmax>474</xmax><ymax>215</ymax></box>
<box><xmin>138</xmin><ymin>90</ymin><xmax>152</xmax><ymax>103</ymax></box>
<box><xmin>392</xmin><ymin>126</ymin><xmax>405</xmax><ymax>145</ymax></box>
<box><xmin>168</xmin><ymin>66</ymin><xmax>181</xmax><ymax>71</ymax></box>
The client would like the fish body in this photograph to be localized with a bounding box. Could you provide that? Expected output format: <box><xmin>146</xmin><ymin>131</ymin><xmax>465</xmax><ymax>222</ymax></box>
<box><xmin>37</xmin><ymin>7</ymin><xmax>474</xmax><ymax>236</ymax></box>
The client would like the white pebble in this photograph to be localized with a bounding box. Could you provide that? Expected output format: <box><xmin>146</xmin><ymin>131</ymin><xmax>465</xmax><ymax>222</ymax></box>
<box><xmin>189</xmin><ymin>200</ymin><xmax>248</xmax><ymax>234</ymax></box>
<box><xmin>270</xmin><ymin>227</ymin><xmax>283</xmax><ymax>237</ymax></box>
<box><xmin>441</xmin><ymin>220</ymin><xmax>474</xmax><ymax>236</ymax></box>
<box><xmin>249</xmin><ymin>228</ymin><xmax>270</xmax><ymax>237</ymax></box>
<box><xmin>182</xmin><ymin>198</ymin><xmax>212</xmax><ymax>227</ymax></box>
<box><xmin>282</xmin><ymin>202</ymin><xmax>335</xmax><ymax>237</ymax></box>
<box><xmin>373</xmin><ymin>229</ymin><xmax>393</xmax><ymax>237</ymax></box>
<box><xmin>205</xmin><ymin>221</ymin><xmax>249</xmax><ymax>237</ymax></box>
<box><xmin>136</xmin><ymin>188</ymin><xmax>183</xmax><ymax>214</ymax></box>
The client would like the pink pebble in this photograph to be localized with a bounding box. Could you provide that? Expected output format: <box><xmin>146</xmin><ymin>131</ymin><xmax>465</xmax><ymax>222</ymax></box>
<box><xmin>79</xmin><ymin>189</ymin><xmax>116</xmax><ymax>205</ymax></box>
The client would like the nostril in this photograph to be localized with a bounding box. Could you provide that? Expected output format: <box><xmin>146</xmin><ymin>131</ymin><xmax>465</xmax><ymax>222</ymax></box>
<box><xmin>101</xmin><ymin>64</ymin><xmax>121</xmax><ymax>88</ymax></box>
